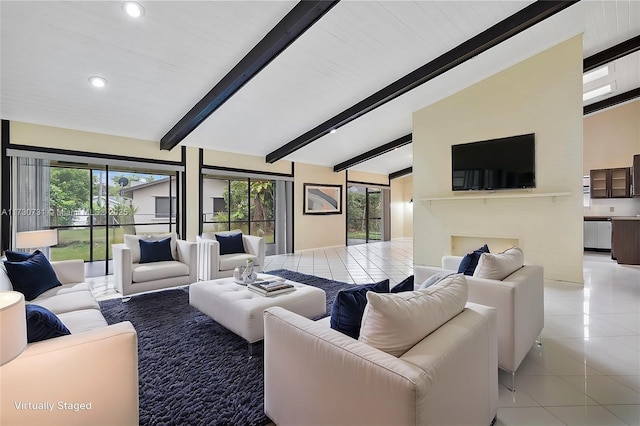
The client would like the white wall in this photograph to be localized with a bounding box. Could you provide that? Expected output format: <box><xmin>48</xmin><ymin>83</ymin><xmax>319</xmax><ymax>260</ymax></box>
<box><xmin>413</xmin><ymin>36</ymin><xmax>584</xmax><ymax>284</ymax></box>
<box><xmin>583</xmin><ymin>99</ymin><xmax>640</xmax><ymax>218</ymax></box>
<box><xmin>10</xmin><ymin>121</ymin><xmax>182</xmax><ymax>163</ymax></box>
<box><xmin>294</xmin><ymin>163</ymin><xmax>346</xmax><ymax>251</ymax></box>
<box><xmin>390</xmin><ymin>175</ymin><xmax>413</xmax><ymax>239</ymax></box>
<box><xmin>583</xmin><ymin>99</ymin><xmax>640</xmax><ymax>174</ymax></box>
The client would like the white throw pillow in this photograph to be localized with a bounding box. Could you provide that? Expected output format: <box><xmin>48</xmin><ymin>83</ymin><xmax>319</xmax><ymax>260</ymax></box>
<box><xmin>124</xmin><ymin>233</ymin><xmax>177</xmax><ymax>264</ymax></box>
<box><xmin>473</xmin><ymin>247</ymin><xmax>524</xmax><ymax>280</ymax></box>
<box><xmin>358</xmin><ymin>274</ymin><xmax>468</xmax><ymax>357</ymax></box>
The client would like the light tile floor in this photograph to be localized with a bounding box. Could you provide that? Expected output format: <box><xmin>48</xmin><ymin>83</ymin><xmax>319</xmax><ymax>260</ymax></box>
<box><xmin>87</xmin><ymin>239</ymin><xmax>640</xmax><ymax>425</ymax></box>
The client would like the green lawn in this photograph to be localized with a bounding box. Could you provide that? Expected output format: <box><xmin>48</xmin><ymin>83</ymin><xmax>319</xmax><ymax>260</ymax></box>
<box><xmin>51</xmin><ymin>227</ymin><xmax>125</xmax><ymax>261</ymax></box>
<box><xmin>50</xmin><ymin>226</ymin><xmax>277</xmax><ymax>261</ymax></box>
<box><xmin>348</xmin><ymin>231</ymin><xmax>381</xmax><ymax>240</ymax></box>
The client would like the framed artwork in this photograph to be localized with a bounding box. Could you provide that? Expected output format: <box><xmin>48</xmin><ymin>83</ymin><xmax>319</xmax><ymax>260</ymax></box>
<box><xmin>303</xmin><ymin>183</ymin><xmax>342</xmax><ymax>215</ymax></box>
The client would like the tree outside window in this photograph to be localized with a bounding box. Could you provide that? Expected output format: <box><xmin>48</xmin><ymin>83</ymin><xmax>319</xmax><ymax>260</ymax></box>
<box><xmin>204</xmin><ymin>178</ymin><xmax>275</xmax><ymax>243</ymax></box>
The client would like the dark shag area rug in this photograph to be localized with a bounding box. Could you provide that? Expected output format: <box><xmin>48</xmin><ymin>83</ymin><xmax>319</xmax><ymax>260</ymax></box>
<box><xmin>99</xmin><ymin>270</ymin><xmax>350</xmax><ymax>426</ymax></box>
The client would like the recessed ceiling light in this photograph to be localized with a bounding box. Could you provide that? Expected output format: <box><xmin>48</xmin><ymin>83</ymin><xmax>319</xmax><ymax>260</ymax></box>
<box><xmin>88</xmin><ymin>76</ymin><xmax>108</xmax><ymax>88</ymax></box>
<box><xmin>123</xmin><ymin>2</ymin><xmax>144</xmax><ymax>18</ymax></box>
<box><xmin>583</xmin><ymin>84</ymin><xmax>612</xmax><ymax>101</ymax></box>
<box><xmin>583</xmin><ymin>66</ymin><xmax>609</xmax><ymax>85</ymax></box>
<box><xmin>329</xmin><ymin>129</ymin><xmax>337</xmax><ymax>134</ymax></box>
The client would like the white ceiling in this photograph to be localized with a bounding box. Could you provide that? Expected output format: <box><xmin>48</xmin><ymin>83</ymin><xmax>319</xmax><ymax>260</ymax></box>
<box><xmin>1</xmin><ymin>1</ymin><xmax>639</xmax><ymax>176</ymax></box>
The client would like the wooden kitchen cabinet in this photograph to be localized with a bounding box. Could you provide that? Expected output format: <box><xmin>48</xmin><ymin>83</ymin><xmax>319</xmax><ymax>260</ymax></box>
<box><xmin>590</xmin><ymin>167</ymin><xmax>631</xmax><ymax>198</ymax></box>
<box><xmin>612</xmin><ymin>218</ymin><xmax>640</xmax><ymax>265</ymax></box>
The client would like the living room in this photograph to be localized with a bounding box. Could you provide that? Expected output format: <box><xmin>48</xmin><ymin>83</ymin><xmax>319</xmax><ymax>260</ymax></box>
<box><xmin>1</xmin><ymin>1</ymin><xmax>639</xmax><ymax>425</ymax></box>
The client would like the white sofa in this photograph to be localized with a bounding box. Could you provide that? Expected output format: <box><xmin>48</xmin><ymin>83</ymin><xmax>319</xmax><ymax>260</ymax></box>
<box><xmin>0</xmin><ymin>259</ymin><xmax>139</xmax><ymax>426</ymax></box>
<box><xmin>196</xmin><ymin>231</ymin><xmax>265</xmax><ymax>281</ymax></box>
<box><xmin>112</xmin><ymin>233</ymin><xmax>197</xmax><ymax>296</ymax></box>
<box><xmin>263</xmin><ymin>302</ymin><xmax>498</xmax><ymax>426</ymax></box>
<box><xmin>414</xmin><ymin>255</ymin><xmax>544</xmax><ymax>386</ymax></box>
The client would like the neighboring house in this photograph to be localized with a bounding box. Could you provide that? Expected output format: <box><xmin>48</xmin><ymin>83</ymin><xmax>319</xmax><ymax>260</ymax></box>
<box><xmin>202</xmin><ymin>178</ymin><xmax>228</xmax><ymax>222</ymax></box>
<box><xmin>119</xmin><ymin>177</ymin><xmax>177</xmax><ymax>234</ymax></box>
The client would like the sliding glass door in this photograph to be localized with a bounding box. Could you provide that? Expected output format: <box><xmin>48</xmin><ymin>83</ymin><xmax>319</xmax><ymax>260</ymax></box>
<box><xmin>347</xmin><ymin>185</ymin><xmax>386</xmax><ymax>245</ymax></box>
<box><xmin>202</xmin><ymin>176</ymin><xmax>276</xmax><ymax>253</ymax></box>
<box><xmin>367</xmin><ymin>188</ymin><xmax>382</xmax><ymax>242</ymax></box>
<box><xmin>13</xmin><ymin>157</ymin><xmax>178</xmax><ymax>276</ymax></box>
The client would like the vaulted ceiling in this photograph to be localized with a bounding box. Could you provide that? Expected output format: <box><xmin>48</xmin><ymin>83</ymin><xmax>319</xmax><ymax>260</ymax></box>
<box><xmin>1</xmin><ymin>1</ymin><xmax>638</xmax><ymax>177</ymax></box>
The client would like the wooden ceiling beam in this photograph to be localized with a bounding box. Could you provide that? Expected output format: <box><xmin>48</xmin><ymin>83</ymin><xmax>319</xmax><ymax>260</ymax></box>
<box><xmin>584</xmin><ymin>88</ymin><xmax>640</xmax><ymax>115</ymax></box>
<box><xmin>388</xmin><ymin>167</ymin><xmax>412</xmax><ymax>180</ymax></box>
<box><xmin>583</xmin><ymin>35</ymin><xmax>640</xmax><ymax>72</ymax></box>
<box><xmin>265</xmin><ymin>0</ymin><xmax>578</xmax><ymax>163</ymax></box>
<box><xmin>160</xmin><ymin>1</ymin><xmax>339</xmax><ymax>151</ymax></box>
<box><xmin>333</xmin><ymin>133</ymin><xmax>411</xmax><ymax>172</ymax></box>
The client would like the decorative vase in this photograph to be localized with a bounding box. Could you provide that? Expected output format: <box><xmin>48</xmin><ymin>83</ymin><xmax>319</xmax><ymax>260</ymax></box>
<box><xmin>233</xmin><ymin>260</ymin><xmax>257</xmax><ymax>285</ymax></box>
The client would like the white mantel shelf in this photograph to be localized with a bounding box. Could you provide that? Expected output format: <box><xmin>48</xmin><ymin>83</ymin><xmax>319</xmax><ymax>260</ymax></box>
<box><xmin>419</xmin><ymin>192</ymin><xmax>572</xmax><ymax>203</ymax></box>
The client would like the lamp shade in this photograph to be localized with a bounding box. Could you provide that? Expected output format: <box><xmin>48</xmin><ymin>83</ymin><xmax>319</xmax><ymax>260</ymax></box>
<box><xmin>15</xmin><ymin>229</ymin><xmax>58</xmax><ymax>249</ymax></box>
<box><xmin>0</xmin><ymin>291</ymin><xmax>27</xmax><ymax>365</ymax></box>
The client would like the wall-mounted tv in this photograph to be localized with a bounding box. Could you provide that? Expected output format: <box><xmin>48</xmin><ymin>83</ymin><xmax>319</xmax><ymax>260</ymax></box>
<box><xmin>452</xmin><ymin>133</ymin><xmax>535</xmax><ymax>191</ymax></box>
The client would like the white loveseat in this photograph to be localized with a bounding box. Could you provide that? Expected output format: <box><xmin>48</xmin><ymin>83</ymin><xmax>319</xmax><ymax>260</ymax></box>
<box><xmin>414</xmin><ymin>255</ymin><xmax>544</xmax><ymax>386</ymax></box>
<box><xmin>112</xmin><ymin>233</ymin><xmax>197</xmax><ymax>296</ymax></box>
<box><xmin>196</xmin><ymin>231</ymin><xmax>265</xmax><ymax>281</ymax></box>
<box><xmin>264</xmin><ymin>300</ymin><xmax>498</xmax><ymax>426</ymax></box>
<box><xmin>0</xmin><ymin>259</ymin><xmax>138</xmax><ymax>426</ymax></box>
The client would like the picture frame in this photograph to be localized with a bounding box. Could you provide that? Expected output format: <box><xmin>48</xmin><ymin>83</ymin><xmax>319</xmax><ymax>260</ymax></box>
<box><xmin>303</xmin><ymin>183</ymin><xmax>342</xmax><ymax>215</ymax></box>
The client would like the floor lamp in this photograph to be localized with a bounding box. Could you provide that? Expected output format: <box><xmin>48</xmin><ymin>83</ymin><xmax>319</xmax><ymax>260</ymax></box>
<box><xmin>15</xmin><ymin>229</ymin><xmax>58</xmax><ymax>258</ymax></box>
<box><xmin>0</xmin><ymin>291</ymin><xmax>27</xmax><ymax>365</ymax></box>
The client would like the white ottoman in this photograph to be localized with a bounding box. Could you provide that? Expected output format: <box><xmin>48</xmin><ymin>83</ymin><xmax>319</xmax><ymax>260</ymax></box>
<box><xmin>189</xmin><ymin>276</ymin><xmax>326</xmax><ymax>345</ymax></box>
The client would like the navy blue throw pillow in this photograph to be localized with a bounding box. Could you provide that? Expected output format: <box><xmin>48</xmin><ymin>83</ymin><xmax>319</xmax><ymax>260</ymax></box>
<box><xmin>5</xmin><ymin>250</ymin><xmax>35</xmax><ymax>262</ymax></box>
<box><xmin>3</xmin><ymin>250</ymin><xmax>61</xmax><ymax>301</ymax></box>
<box><xmin>457</xmin><ymin>244</ymin><xmax>490</xmax><ymax>276</ymax></box>
<box><xmin>390</xmin><ymin>275</ymin><xmax>414</xmax><ymax>293</ymax></box>
<box><xmin>25</xmin><ymin>304</ymin><xmax>71</xmax><ymax>343</ymax></box>
<box><xmin>139</xmin><ymin>238</ymin><xmax>174</xmax><ymax>263</ymax></box>
<box><xmin>215</xmin><ymin>233</ymin><xmax>245</xmax><ymax>255</ymax></box>
<box><xmin>330</xmin><ymin>279</ymin><xmax>390</xmax><ymax>339</ymax></box>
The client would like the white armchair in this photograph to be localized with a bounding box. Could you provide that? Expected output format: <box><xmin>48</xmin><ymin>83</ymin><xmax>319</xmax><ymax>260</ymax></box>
<box><xmin>414</xmin><ymin>255</ymin><xmax>544</xmax><ymax>391</ymax></box>
<box><xmin>196</xmin><ymin>231</ymin><xmax>265</xmax><ymax>281</ymax></box>
<box><xmin>112</xmin><ymin>233</ymin><xmax>197</xmax><ymax>296</ymax></box>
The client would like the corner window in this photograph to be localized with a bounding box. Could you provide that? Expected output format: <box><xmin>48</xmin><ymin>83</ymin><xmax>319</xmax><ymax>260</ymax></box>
<box><xmin>202</xmin><ymin>177</ymin><xmax>275</xmax><ymax>243</ymax></box>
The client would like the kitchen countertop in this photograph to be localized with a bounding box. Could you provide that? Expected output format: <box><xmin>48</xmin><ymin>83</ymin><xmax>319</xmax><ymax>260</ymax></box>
<box><xmin>584</xmin><ymin>216</ymin><xmax>612</xmax><ymax>221</ymax></box>
<box><xmin>584</xmin><ymin>216</ymin><xmax>640</xmax><ymax>221</ymax></box>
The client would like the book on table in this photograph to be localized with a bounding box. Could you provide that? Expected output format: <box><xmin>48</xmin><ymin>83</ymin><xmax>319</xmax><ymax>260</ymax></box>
<box><xmin>251</xmin><ymin>279</ymin><xmax>291</xmax><ymax>290</ymax></box>
<box><xmin>248</xmin><ymin>280</ymin><xmax>295</xmax><ymax>296</ymax></box>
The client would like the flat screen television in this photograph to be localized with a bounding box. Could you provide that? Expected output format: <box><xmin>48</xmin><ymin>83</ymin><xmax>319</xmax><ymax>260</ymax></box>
<box><xmin>451</xmin><ymin>133</ymin><xmax>535</xmax><ymax>191</ymax></box>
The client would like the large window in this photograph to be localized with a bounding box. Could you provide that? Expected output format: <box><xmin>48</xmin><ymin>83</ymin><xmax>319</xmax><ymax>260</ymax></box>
<box><xmin>202</xmin><ymin>176</ymin><xmax>275</xmax><ymax>244</ymax></box>
<box><xmin>12</xmin><ymin>157</ymin><xmax>179</xmax><ymax>275</ymax></box>
<box><xmin>347</xmin><ymin>185</ymin><xmax>385</xmax><ymax>245</ymax></box>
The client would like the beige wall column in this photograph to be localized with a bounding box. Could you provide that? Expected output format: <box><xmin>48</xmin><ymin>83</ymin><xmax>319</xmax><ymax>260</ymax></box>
<box><xmin>184</xmin><ymin>146</ymin><xmax>200</xmax><ymax>241</ymax></box>
<box><xmin>413</xmin><ymin>35</ymin><xmax>584</xmax><ymax>284</ymax></box>
<box><xmin>583</xmin><ymin>99</ymin><xmax>640</xmax><ymax>216</ymax></box>
<box><xmin>583</xmin><ymin>99</ymin><xmax>640</xmax><ymax>173</ymax></box>
<box><xmin>390</xmin><ymin>175</ymin><xmax>413</xmax><ymax>239</ymax></box>
<box><xmin>294</xmin><ymin>163</ymin><xmax>346</xmax><ymax>251</ymax></box>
